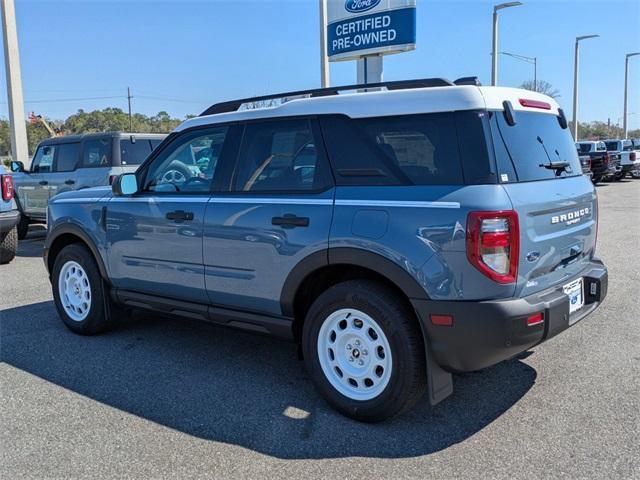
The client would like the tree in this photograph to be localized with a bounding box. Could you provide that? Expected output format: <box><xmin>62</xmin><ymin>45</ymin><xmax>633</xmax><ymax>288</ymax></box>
<box><xmin>520</xmin><ymin>80</ymin><xmax>561</xmax><ymax>99</ymax></box>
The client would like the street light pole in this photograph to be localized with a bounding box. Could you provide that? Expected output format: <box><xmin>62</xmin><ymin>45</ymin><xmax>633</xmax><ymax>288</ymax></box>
<box><xmin>491</xmin><ymin>2</ymin><xmax>523</xmax><ymax>86</ymax></box>
<box><xmin>623</xmin><ymin>52</ymin><xmax>640</xmax><ymax>138</ymax></box>
<box><xmin>572</xmin><ymin>34</ymin><xmax>599</xmax><ymax>141</ymax></box>
<box><xmin>319</xmin><ymin>0</ymin><xmax>330</xmax><ymax>88</ymax></box>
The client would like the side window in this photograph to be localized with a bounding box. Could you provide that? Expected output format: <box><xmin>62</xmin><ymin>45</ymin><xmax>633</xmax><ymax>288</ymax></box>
<box><xmin>31</xmin><ymin>145</ymin><xmax>55</xmax><ymax>173</ymax></box>
<box><xmin>233</xmin><ymin>119</ymin><xmax>329</xmax><ymax>192</ymax></box>
<box><xmin>54</xmin><ymin>143</ymin><xmax>81</xmax><ymax>172</ymax></box>
<box><xmin>82</xmin><ymin>138</ymin><xmax>112</xmax><ymax>168</ymax></box>
<box><xmin>145</xmin><ymin>127</ymin><xmax>229</xmax><ymax>193</ymax></box>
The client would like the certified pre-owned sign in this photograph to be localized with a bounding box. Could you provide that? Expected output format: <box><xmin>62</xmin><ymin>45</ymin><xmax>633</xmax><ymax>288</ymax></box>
<box><xmin>327</xmin><ymin>0</ymin><xmax>416</xmax><ymax>62</ymax></box>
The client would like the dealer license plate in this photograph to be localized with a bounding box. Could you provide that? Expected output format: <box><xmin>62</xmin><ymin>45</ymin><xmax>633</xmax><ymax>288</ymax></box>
<box><xmin>563</xmin><ymin>278</ymin><xmax>584</xmax><ymax>315</ymax></box>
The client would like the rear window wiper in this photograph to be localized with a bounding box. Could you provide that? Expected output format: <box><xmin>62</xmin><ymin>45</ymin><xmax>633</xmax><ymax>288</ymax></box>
<box><xmin>536</xmin><ymin>136</ymin><xmax>570</xmax><ymax>176</ymax></box>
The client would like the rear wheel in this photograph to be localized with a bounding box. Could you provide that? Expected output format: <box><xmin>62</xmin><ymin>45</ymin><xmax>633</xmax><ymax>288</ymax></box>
<box><xmin>52</xmin><ymin>243</ymin><xmax>115</xmax><ymax>335</ymax></box>
<box><xmin>16</xmin><ymin>215</ymin><xmax>29</xmax><ymax>240</ymax></box>
<box><xmin>302</xmin><ymin>280</ymin><xmax>426</xmax><ymax>422</ymax></box>
<box><xmin>591</xmin><ymin>175</ymin><xmax>601</xmax><ymax>184</ymax></box>
<box><xmin>0</xmin><ymin>227</ymin><xmax>18</xmax><ymax>264</ymax></box>
<box><xmin>613</xmin><ymin>172</ymin><xmax>624</xmax><ymax>181</ymax></box>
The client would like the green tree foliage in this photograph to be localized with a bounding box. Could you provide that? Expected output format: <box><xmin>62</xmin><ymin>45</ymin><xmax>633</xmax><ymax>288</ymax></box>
<box><xmin>0</xmin><ymin>109</ymin><xmax>184</xmax><ymax>158</ymax></box>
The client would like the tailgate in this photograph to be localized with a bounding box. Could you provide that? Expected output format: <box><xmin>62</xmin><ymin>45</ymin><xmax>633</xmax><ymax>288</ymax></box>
<box><xmin>502</xmin><ymin>176</ymin><xmax>597</xmax><ymax>297</ymax></box>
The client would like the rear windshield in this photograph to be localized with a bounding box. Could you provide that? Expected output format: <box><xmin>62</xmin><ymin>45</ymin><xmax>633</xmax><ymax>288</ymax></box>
<box><xmin>604</xmin><ymin>141</ymin><xmax>619</xmax><ymax>152</ymax></box>
<box><xmin>492</xmin><ymin>111</ymin><xmax>581</xmax><ymax>182</ymax></box>
<box><xmin>120</xmin><ymin>138</ymin><xmax>158</xmax><ymax>165</ymax></box>
<box><xmin>577</xmin><ymin>143</ymin><xmax>592</xmax><ymax>154</ymax></box>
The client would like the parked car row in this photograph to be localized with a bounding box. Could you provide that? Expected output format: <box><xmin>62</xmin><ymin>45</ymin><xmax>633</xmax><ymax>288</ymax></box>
<box><xmin>575</xmin><ymin>138</ymin><xmax>640</xmax><ymax>183</ymax></box>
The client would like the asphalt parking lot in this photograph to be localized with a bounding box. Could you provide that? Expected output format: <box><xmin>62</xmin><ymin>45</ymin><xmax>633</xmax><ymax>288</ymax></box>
<box><xmin>1</xmin><ymin>180</ymin><xmax>638</xmax><ymax>479</ymax></box>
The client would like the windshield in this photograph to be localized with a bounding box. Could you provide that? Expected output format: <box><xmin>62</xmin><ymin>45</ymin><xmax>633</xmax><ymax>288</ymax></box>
<box><xmin>492</xmin><ymin>111</ymin><xmax>581</xmax><ymax>182</ymax></box>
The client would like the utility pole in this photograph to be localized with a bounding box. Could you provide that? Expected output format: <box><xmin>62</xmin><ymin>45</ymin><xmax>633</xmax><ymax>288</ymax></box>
<box><xmin>319</xmin><ymin>0</ymin><xmax>329</xmax><ymax>88</ymax></box>
<box><xmin>500</xmin><ymin>51</ymin><xmax>537</xmax><ymax>89</ymax></box>
<box><xmin>623</xmin><ymin>52</ymin><xmax>640</xmax><ymax>139</ymax></box>
<box><xmin>127</xmin><ymin>87</ymin><xmax>133</xmax><ymax>132</ymax></box>
<box><xmin>1</xmin><ymin>0</ymin><xmax>29</xmax><ymax>166</ymax></box>
<box><xmin>572</xmin><ymin>35</ymin><xmax>599</xmax><ymax>141</ymax></box>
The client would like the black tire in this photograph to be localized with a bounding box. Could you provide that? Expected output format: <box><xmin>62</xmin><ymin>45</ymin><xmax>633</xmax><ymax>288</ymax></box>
<box><xmin>16</xmin><ymin>215</ymin><xmax>29</xmax><ymax>240</ymax></box>
<box><xmin>302</xmin><ymin>280</ymin><xmax>426</xmax><ymax>422</ymax></box>
<box><xmin>592</xmin><ymin>175</ymin><xmax>602</xmax><ymax>184</ymax></box>
<box><xmin>613</xmin><ymin>173</ymin><xmax>624</xmax><ymax>181</ymax></box>
<box><xmin>0</xmin><ymin>226</ymin><xmax>18</xmax><ymax>264</ymax></box>
<box><xmin>51</xmin><ymin>243</ymin><xmax>115</xmax><ymax>335</ymax></box>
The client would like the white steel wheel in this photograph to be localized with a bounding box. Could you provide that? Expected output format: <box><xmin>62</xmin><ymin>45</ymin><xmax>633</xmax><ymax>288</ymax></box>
<box><xmin>317</xmin><ymin>308</ymin><xmax>393</xmax><ymax>401</ymax></box>
<box><xmin>58</xmin><ymin>260</ymin><xmax>92</xmax><ymax>322</ymax></box>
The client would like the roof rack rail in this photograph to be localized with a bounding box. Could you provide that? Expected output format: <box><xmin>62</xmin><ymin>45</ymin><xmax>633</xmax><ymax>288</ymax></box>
<box><xmin>200</xmin><ymin>77</ymin><xmax>455</xmax><ymax>116</ymax></box>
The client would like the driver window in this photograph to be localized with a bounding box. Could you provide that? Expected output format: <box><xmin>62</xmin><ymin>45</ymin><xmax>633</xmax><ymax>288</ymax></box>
<box><xmin>145</xmin><ymin>127</ymin><xmax>228</xmax><ymax>193</ymax></box>
<box><xmin>31</xmin><ymin>145</ymin><xmax>55</xmax><ymax>173</ymax></box>
<box><xmin>233</xmin><ymin>119</ymin><xmax>323</xmax><ymax>192</ymax></box>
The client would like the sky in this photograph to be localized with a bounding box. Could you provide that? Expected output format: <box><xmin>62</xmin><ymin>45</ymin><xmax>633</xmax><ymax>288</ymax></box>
<box><xmin>1</xmin><ymin>0</ymin><xmax>639</xmax><ymax>129</ymax></box>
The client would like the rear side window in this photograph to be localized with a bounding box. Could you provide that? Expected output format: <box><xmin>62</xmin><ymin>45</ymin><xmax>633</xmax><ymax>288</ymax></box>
<box><xmin>321</xmin><ymin>113</ymin><xmax>483</xmax><ymax>186</ymax></box>
<box><xmin>492</xmin><ymin>111</ymin><xmax>581</xmax><ymax>182</ymax></box>
<box><xmin>54</xmin><ymin>143</ymin><xmax>81</xmax><ymax>172</ymax></box>
<box><xmin>120</xmin><ymin>138</ymin><xmax>154</xmax><ymax>165</ymax></box>
<box><xmin>604</xmin><ymin>141</ymin><xmax>619</xmax><ymax>152</ymax></box>
<box><xmin>82</xmin><ymin>138</ymin><xmax>112</xmax><ymax>168</ymax></box>
<box><xmin>233</xmin><ymin>119</ymin><xmax>331</xmax><ymax>192</ymax></box>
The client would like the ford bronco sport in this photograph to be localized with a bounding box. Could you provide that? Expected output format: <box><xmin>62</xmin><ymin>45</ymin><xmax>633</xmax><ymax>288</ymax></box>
<box><xmin>44</xmin><ymin>78</ymin><xmax>608</xmax><ymax>422</ymax></box>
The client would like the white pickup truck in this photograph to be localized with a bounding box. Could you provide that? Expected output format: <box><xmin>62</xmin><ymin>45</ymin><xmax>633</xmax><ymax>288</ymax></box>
<box><xmin>602</xmin><ymin>139</ymin><xmax>639</xmax><ymax>180</ymax></box>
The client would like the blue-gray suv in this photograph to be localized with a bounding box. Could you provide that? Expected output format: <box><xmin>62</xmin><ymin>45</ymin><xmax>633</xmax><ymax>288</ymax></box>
<box><xmin>44</xmin><ymin>79</ymin><xmax>609</xmax><ymax>421</ymax></box>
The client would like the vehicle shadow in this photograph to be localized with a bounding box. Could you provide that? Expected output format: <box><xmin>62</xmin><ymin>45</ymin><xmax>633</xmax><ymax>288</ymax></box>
<box><xmin>16</xmin><ymin>225</ymin><xmax>47</xmax><ymax>258</ymax></box>
<box><xmin>0</xmin><ymin>300</ymin><xmax>537</xmax><ymax>460</ymax></box>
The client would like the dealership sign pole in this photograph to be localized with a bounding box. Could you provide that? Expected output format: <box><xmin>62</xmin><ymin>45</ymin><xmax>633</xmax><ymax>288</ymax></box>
<box><xmin>326</xmin><ymin>0</ymin><xmax>417</xmax><ymax>84</ymax></box>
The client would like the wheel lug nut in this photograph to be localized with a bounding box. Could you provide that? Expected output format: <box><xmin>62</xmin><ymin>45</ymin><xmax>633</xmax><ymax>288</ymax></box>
<box><xmin>349</xmin><ymin>357</ymin><xmax>354</xmax><ymax>362</ymax></box>
<box><xmin>362</xmin><ymin>349</ymin><xmax>368</xmax><ymax>356</ymax></box>
<box><xmin>346</xmin><ymin>344</ymin><xmax>352</xmax><ymax>350</ymax></box>
<box><xmin>358</xmin><ymin>359</ymin><xmax>364</xmax><ymax>366</ymax></box>
<box><xmin>355</xmin><ymin>340</ymin><xmax>361</xmax><ymax>346</ymax></box>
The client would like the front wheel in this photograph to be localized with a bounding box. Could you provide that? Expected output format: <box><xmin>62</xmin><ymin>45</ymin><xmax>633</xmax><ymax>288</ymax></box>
<box><xmin>302</xmin><ymin>280</ymin><xmax>426</xmax><ymax>422</ymax></box>
<box><xmin>52</xmin><ymin>243</ymin><xmax>115</xmax><ymax>335</ymax></box>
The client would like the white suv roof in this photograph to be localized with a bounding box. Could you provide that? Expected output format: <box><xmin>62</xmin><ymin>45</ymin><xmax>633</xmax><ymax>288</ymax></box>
<box><xmin>176</xmin><ymin>82</ymin><xmax>561</xmax><ymax>133</ymax></box>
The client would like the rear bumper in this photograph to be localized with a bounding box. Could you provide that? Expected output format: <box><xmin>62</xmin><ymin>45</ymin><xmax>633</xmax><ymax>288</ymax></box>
<box><xmin>0</xmin><ymin>209</ymin><xmax>20</xmax><ymax>234</ymax></box>
<box><xmin>412</xmin><ymin>259</ymin><xmax>608</xmax><ymax>372</ymax></box>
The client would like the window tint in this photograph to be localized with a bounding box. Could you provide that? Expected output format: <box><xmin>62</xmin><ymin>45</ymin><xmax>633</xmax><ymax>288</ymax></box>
<box><xmin>150</xmin><ymin>139</ymin><xmax>163</xmax><ymax>150</ymax></box>
<box><xmin>120</xmin><ymin>138</ymin><xmax>153</xmax><ymax>165</ymax></box>
<box><xmin>604</xmin><ymin>141</ymin><xmax>620</xmax><ymax>152</ymax></box>
<box><xmin>576</xmin><ymin>143</ymin><xmax>592</xmax><ymax>154</ymax></box>
<box><xmin>146</xmin><ymin>127</ymin><xmax>228</xmax><ymax>193</ymax></box>
<box><xmin>82</xmin><ymin>138</ymin><xmax>112</xmax><ymax>167</ymax></box>
<box><xmin>31</xmin><ymin>145</ymin><xmax>55</xmax><ymax>173</ymax></box>
<box><xmin>493</xmin><ymin>111</ymin><xmax>581</xmax><ymax>182</ymax></box>
<box><xmin>234</xmin><ymin>119</ymin><xmax>329</xmax><ymax>192</ymax></box>
<box><xmin>321</xmin><ymin>113</ymin><xmax>465</xmax><ymax>185</ymax></box>
<box><xmin>54</xmin><ymin>143</ymin><xmax>80</xmax><ymax>172</ymax></box>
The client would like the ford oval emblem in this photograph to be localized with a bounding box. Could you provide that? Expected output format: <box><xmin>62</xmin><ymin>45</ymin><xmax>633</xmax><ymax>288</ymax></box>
<box><xmin>345</xmin><ymin>0</ymin><xmax>381</xmax><ymax>13</ymax></box>
<box><xmin>526</xmin><ymin>251</ymin><xmax>540</xmax><ymax>262</ymax></box>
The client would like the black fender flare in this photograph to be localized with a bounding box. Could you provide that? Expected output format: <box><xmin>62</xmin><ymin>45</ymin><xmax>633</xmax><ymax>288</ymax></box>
<box><xmin>44</xmin><ymin>223</ymin><xmax>109</xmax><ymax>281</ymax></box>
<box><xmin>280</xmin><ymin>247</ymin><xmax>429</xmax><ymax>317</ymax></box>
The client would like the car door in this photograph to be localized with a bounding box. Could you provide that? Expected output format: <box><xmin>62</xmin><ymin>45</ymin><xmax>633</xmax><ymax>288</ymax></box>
<box><xmin>77</xmin><ymin>136</ymin><xmax>113</xmax><ymax>190</ymax></box>
<box><xmin>106</xmin><ymin>125</ymin><xmax>237</xmax><ymax>304</ymax></box>
<box><xmin>15</xmin><ymin>144</ymin><xmax>55</xmax><ymax>220</ymax></box>
<box><xmin>47</xmin><ymin>142</ymin><xmax>81</xmax><ymax>198</ymax></box>
<box><xmin>203</xmin><ymin>118</ymin><xmax>335</xmax><ymax>316</ymax></box>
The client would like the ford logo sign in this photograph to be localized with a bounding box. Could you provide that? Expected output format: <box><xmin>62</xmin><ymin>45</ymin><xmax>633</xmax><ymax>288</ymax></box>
<box><xmin>345</xmin><ymin>0</ymin><xmax>381</xmax><ymax>13</ymax></box>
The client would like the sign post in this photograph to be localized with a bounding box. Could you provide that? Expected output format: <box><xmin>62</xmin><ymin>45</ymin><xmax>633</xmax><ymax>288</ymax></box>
<box><xmin>327</xmin><ymin>0</ymin><xmax>416</xmax><ymax>84</ymax></box>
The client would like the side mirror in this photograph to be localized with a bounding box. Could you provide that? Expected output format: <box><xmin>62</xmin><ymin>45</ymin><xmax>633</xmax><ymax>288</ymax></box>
<box><xmin>112</xmin><ymin>173</ymin><xmax>138</xmax><ymax>196</ymax></box>
<box><xmin>10</xmin><ymin>161</ymin><xmax>24</xmax><ymax>173</ymax></box>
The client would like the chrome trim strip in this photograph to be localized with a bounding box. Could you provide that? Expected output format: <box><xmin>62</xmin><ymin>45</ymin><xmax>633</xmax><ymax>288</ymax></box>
<box><xmin>208</xmin><ymin>197</ymin><xmax>334</xmax><ymax>205</ymax></box>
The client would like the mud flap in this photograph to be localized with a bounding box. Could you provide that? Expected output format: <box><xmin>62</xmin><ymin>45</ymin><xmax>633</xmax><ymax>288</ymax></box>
<box><xmin>425</xmin><ymin>338</ymin><xmax>453</xmax><ymax>406</ymax></box>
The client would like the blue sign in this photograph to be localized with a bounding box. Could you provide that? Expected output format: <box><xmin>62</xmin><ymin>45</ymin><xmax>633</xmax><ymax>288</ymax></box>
<box><xmin>344</xmin><ymin>0</ymin><xmax>381</xmax><ymax>14</ymax></box>
<box><xmin>327</xmin><ymin>7</ymin><xmax>416</xmax><ymax>60</ymax></box>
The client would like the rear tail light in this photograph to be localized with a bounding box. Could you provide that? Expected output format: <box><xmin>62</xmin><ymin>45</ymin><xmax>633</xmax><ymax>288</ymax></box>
<box><xmin>1</xmin><ymin>175</ymin><xmax>14</xmax><ymax>201</ymax></box>
<box><xmin>594</xmin><ymin>193</ymin><xmax>599</xmax><ymax>255</ymax></box>
<box><xmin>518</xmin><ymin>98</ymin><xmax>551</xmax><ymax>110</ymax></box>
<box><xmin>527</xmin><ymin>312</ymin><xmax>544</xmax><ymax>327</ymax></box>
<box><xmin>603</xmin><ymin>152</ymin><xmax>610</xmax><ymax>166</ymax></box>
<box><xmin>631</xmin><ymin>152</ymin><xmax>636</xmax><ymax>161</ymax></box>
<box><xmin>109</xmin><ymin>175</ymin><xmax>118</xmax><ymax>185</ymax></box>
<box><xmin>466</xmin><ymin>211</ymin><xmax>519</xmax><ymax>284</ymax></box>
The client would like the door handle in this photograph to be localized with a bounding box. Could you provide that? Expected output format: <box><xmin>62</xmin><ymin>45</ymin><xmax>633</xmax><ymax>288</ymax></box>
<box><xmin>166</xmin><ymin>210</ymin><xmax>194</xmax><ymax>221</ymax></box>
<box><xmin>271</xmin><ymin>214</ymin><xmax>310</xmax><ymax>228</ymax></box>
<box><xmin>39</xmin><ymin>180</ymin><xmax>48</xmax><ymax>186</ymax></box>
<box><xmin>65</xmin><ymin>179</ymin><xmax>75</xmax><ymax>185</ymax></box>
